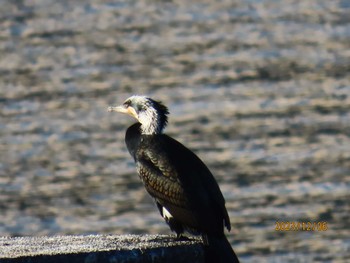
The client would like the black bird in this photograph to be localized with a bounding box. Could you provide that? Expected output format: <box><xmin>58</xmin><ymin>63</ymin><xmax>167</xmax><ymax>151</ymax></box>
<box><xmin>108</xmin><ymin>95</ymin><xmax>239</xmax><ymax>263</ymax></box>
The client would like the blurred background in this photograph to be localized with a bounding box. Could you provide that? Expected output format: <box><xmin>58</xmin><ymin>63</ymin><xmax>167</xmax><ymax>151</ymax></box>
<box><xmin>0</xmin><ymin>0</ymin><xmax>349</xmax><ymax>262</ymax></box>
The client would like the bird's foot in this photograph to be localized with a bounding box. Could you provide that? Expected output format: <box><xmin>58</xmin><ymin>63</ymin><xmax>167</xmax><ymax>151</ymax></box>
<box><xmin>176</xmin><ymin>233</ymin><xmax>190</xmax><ymax>241</ymax></box>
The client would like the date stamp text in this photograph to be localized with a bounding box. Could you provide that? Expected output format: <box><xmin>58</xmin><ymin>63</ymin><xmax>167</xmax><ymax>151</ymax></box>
<box><xmin>275</xmin><ymin>221</ymin><xmax>328</xmax><ymax>231</ymax></box>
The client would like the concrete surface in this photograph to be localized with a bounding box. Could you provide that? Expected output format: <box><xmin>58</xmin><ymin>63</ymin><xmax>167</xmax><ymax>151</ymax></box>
<box><xmin>0</xmin><ymin>234</ymin><xmax>204</xmax><ymax>263</ymax></box>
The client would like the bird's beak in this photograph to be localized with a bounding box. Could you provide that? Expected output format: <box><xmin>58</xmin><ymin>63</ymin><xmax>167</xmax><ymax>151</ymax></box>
<box><xmin>108</xmin><ymin>105</ymin><xmax>138</xmax><ymax>119</ymax></box>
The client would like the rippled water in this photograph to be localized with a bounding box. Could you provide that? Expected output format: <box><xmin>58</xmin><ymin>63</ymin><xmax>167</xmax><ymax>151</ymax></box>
<box><xmin>1</xmin><ymin>0</ymin><xmax>350</xmax><ymax>262</ymax></box>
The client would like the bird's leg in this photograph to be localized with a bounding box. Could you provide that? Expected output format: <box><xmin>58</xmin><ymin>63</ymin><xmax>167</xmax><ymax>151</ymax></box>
<box><xmin>201</xmin><ymin>234</ymin><xmax>209</xmax><ymax>246</ymax></box>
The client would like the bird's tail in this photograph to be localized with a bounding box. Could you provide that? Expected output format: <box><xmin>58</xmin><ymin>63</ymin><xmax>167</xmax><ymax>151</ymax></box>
<box><xmin>203</xmin><ymin>234</ymin><xmax>240</xmax><ymax>263</ymax></box>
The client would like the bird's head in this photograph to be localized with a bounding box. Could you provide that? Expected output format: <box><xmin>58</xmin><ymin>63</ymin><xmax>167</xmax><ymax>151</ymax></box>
<box><xmin>108</xmin><ymin>95</ymin><xmax>169</xmax><ymax>135</ymax></box>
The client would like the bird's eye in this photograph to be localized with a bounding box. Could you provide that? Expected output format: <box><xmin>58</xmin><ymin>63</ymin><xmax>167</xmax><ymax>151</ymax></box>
<box><xmin>123</xmin><ymin>100</ymin><xmax>131</xmax><ymax>107</ymax></box>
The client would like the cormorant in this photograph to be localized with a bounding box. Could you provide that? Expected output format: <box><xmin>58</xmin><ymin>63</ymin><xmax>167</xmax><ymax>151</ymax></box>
<box><xmin>108</xmin><ymin>95</ymin><xmax>239</xmax><ymax>263</ymax></box>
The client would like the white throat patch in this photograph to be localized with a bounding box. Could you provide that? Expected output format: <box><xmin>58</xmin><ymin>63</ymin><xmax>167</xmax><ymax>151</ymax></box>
<box><xmin>138</xmin><ymin>106</ymin><xmax>160</xmax><ymax>135</ymax></box>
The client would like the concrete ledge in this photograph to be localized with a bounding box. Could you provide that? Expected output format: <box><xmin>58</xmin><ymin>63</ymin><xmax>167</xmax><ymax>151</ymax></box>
<box><xmin>0</xmin><ymin>234</ymin><xmax>204</xmax><ymax>263</ymax></box>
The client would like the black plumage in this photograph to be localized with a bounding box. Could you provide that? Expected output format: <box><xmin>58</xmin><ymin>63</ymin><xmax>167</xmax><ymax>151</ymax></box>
<box><xmin>108</xmin><ymin>95</ymin><xmax>239</xmax><ymax>263</ymax></box>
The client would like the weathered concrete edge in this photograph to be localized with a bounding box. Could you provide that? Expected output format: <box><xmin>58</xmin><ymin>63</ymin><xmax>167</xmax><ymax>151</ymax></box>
<box><xmin>0</xmin><ymin>234</ymin><xmax>204</xmax><ymax>263</ymax></box>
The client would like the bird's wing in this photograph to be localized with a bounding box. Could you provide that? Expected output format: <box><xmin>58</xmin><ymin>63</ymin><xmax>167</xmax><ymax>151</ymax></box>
<box><xmin>136</xmin><ymin>145</ymin><xmax>189</xmax><ymax>208</ymax></box>
<box><xmin>159</xmin><ymin>135</ymin><xmax>232</xmax><ymax>232</ymax></box>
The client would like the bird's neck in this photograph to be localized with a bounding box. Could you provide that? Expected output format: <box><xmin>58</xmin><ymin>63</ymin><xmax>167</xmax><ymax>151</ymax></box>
<box><xmin>139</xmin><ymin>111</ymin><xmax>164</xmax><ymax>135</ymax></box>
<box><xmin>140</xmin><ymin>122</ymin><xmax>163</xmax><ymax>135</ymax></box>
